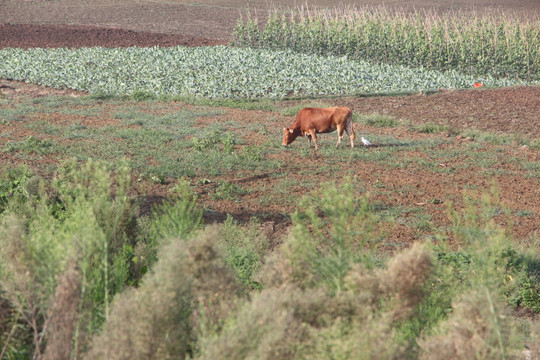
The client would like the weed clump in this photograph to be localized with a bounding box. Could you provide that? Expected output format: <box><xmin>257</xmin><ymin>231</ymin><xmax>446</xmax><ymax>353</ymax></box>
<box><xmin>86</xmin><ymin>226</ymin><xmax>242</xmax><ymax>360</ymax></box>
<box><xmin>381</xmin><ymin>243</ymin><xmax>433</xmax><ymax>321</ymax></box>
<box><xmin>43</xmin><ymin>262</ymin><xmax>82</xmax><ymax>360</ymax></box>
<box><xmin>419</xmin><ymin>288</ymin><xmax>521</xmax><ymax>360</ymax></box>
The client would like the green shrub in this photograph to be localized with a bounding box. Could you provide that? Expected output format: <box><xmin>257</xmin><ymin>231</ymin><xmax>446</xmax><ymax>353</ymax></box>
<box><xmin>149</xmin><ymin>179</ymin><xmax>203</xmax><ymax>242</ymax></box>
<box><xmin>1</xmin><ymin>164</ymin><xmax>538</xmax><ymax>359</ymax></box>
<box><xmin>0</xmin><ymin>166</ymin><xmax>36</xmax><ymax>214</ymax></box>
<box><xmin>262</xmin><ymin>179</ymin><xmax>393</xmax><ymax>293</ymax></box>
<box><xmin>217</xmin><ymin>216</ymin><xmax>269</xmax><ymax>290</ymax></box>
<box><xmin>193</xmin><ymin>130</ymin><xmax>237</xmax><ymax>154</ymax></box>
<box><xmin>240</xmin><ymin>145</ymin><xmax>263</xmax><ymax>161</ymax></box>
<box><xmin>199</xmin><ymin>243</ymin><xmax>434</xmax><ymax>360</ymax></box>
<box><xmin>86</xmin><ymin>226</ymin><xmax>242</xmax><ymax>360</ymax></box>
<box><xmin>0</xmin><ymin>159</ymin><xmax>139</xmax><ymax>358</ymax></box>
<box><xmin>412</xmin><ymin>122</ymin><xmax>451</xmax><ymax>134</ymax></box>
<box><xmin>441</xmin><ymin>187</ymin><xmax>540</xmax><ymax>313</ymax></box>
<box><xmin>530</xmin><ymin>138</ymin><xmax>540</xmax><ymax>151</ymax></box>
<box><xmin>502</xmin><ymin>247</ymin><xmax>540</xmax><ymax>313</ymax></box>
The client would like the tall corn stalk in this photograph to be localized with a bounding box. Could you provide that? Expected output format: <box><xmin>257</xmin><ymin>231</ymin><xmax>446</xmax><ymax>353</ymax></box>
<box><xmin>230</xmin><ymin>5</ymin><xmax>540</xmax><ymax>81</ymax></box>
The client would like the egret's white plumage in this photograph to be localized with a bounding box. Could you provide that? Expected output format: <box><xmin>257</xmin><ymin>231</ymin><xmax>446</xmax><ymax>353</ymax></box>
<box><xmin>361</xmin><ymin>137</ymin><xmax>372</xmax><ymax>146</ymax></box>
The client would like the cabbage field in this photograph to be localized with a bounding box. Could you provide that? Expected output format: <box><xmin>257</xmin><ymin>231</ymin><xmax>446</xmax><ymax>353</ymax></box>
<box><xmin>0</xmin><ymin>46</ymin><xmax>531</xmax><ymax>98</ymax></box>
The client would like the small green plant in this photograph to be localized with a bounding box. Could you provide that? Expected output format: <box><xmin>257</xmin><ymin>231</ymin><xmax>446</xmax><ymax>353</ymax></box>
<box><xmin>192</xmin><ymin>136</ymin><xmax>207</xmax><ymax>151</ymax></box>
<box><xmin>221</xmin><ymin>133</ymin><xmax>236</xmax><ymax>154</ymax></box>
<box><xmin>0</xmin><ymin>166</ymin><xmax>34</xmax><ymax>213</ymax></box>
<box><xmin>530</xmin><ymin>138</ymin><xmax>540</xmax><ymax>151</ymax></box>
<box><xmin>217</xmin><ymin>216</ymin><xmax>269</xmax><ymax>290</ymax></box>
<box><xmin>131</xmin><ymin>90</ymin><xmax>156</xmax><ymax>102</ymax></box>
<box><xmin>149</xmin><ymin>173</ymin><xmax>165</xmax><ymax>184</ymax></box>
<box><xmin>87</xmin><ymin>91</ymin><xmax>116</xmax><ymax>100</ymax></box>
<box><xmin>192</xmin><ymin>130</ymin><xmax>237</xmax><ymax>153</ymax></box>
<box><xmin>149</xmin><ymin>179</ymin><xmax>203</xmax><ymax>242</ymax></box>
<box><xmin>240</xmin><ymin>145</ymin><xmax>263</xmax><ymax>161</ymax></box>
<box><xmin>213</xmin><ymin>181</ymin><xmax>246</xmax><ymax>201</ymax></box>
<box><xmin>517</xmin><ymin>276</ymin><xmax>540</xmax><ymax>312</ymax></box>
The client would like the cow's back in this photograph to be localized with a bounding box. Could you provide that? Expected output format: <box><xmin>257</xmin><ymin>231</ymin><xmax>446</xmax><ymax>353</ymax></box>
<box><xmin>295</xmin><ymin>107</ymin><xmax>351</xmax><ymax>133</ymax></box>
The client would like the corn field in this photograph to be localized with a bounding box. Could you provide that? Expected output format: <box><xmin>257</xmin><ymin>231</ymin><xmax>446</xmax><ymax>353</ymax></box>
<box><xmin>230</xmin><ymin>6</ymin><xmax>540</xmax><ymax>81</ymax></box>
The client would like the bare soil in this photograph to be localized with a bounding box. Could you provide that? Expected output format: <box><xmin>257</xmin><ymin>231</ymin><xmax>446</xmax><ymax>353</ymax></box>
<box><xmin>0</xmin><ymin>24</ymin><xmax>226</xmax><ymax>49</ymax></box>
<box><xmin>1</xmin><ymin>0</ymin><xmax>539</xmax><ymax>244</ymax></box>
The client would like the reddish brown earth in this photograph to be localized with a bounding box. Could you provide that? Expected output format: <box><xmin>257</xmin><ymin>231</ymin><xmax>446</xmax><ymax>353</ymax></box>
<box><xmin>1</xmin><ymin>1</ymin><xmax>539</xmax><ymax>245</ymax></box>
<box><xmin>1</xmin><ymin>78</ymin><xmax>538</xmax><ymax>247</ymax></box>
<box><xmin>0</xmin><ymin>24</ymin><xmax>227</xmax><ymax>49</ymax></box>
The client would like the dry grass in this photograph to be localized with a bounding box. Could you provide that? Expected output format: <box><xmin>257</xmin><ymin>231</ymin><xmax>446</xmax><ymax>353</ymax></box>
<box><xmin>382</xmin><ymin>243</ymin><xmax>433</xmax><ymax>320</ymax></box>
<box><xmin>86</xmin><ymin>226</ymin><xmax>241</xmax><ymax>360</ymax></box>
<box><xmin>43</xmin><ymin>262</ymin><xmax>81</xmax><ymax>360</ymax></box>
<box><xmin>419</xmin><ymin>287</ymin><xmax>522</xmax><ymax>360</ymax></box>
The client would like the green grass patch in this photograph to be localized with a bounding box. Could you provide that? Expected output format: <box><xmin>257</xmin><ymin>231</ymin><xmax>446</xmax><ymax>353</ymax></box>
<box><xmin>3</xmin><ymin>135</ymin><xmax>56</xmax><ymax>154</ymax></box>
<box><xmin>359</xmin><ymin>113</ymin><xmax>399</xmax><ymax>128</ymax></box>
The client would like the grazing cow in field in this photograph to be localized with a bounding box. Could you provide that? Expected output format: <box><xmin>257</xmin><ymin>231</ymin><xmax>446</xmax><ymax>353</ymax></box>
<box><xmin>282</xmin><ymin>107</ymin><xmax>355</xmax><ymax>150</ymax></box>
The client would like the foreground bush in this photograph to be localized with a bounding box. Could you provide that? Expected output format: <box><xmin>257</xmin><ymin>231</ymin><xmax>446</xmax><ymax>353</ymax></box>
<box><xmin>0</xmin><ymin>161</ymin><xmax>202</xmax><ymax>359</ymax></box>
<box><xmin>0</xmin><ymin>169</ymin><xmax>538</xmax><ymax>359</ymax></box>
<box><xmin>86</xmin><ymin>226</ymin><xmax>242</xmax><ymax>360</ymax></box>
<box><xmin>198</xmin><ymin>243</ymin><xmax>433</xmax><ymax>360</ymax></box>
<box><xmin>0</xmin><ymin>160</ymin><xmax>136</xmax><ymax>359</ymax></box>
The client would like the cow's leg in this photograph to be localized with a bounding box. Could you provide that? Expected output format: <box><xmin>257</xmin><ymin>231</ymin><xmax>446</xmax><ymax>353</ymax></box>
<box><xmin>336</xmin><ymin>124</ymin><xmax>344</xmax><ymax>148</ymax></box>
<box><xmin>345</xmin><ymin>115</ymin><xmax>355</xmax><ymax>148</ymax></box>
<box><xmin>309</xmin><ymin>129</ymin><xmax>318</xmax><ymax>150</ymax></box>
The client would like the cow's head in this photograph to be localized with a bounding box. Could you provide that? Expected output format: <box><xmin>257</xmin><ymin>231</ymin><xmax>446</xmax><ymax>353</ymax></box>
<box><xmin>282</xmin><ymin>127</ymin><xmax>296</xmax><ymax>146</ymax></box>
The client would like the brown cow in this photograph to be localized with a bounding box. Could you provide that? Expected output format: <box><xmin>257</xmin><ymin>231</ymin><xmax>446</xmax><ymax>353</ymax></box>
<box><xmin>282</xmin><ymin>107</ymin><xmax>355</xmax><ymax>150</ymax></box>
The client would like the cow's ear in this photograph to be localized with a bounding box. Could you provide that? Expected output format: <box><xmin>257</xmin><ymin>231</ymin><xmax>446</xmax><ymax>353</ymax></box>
<box><xmin>289</xmin><ymin>129</ymin><xmax>294</xmax><ymax>133</ymax></box>
<box><xmin>283</xmin><ymin>127</ymin><xmax>287</xmax><ymax>132</ymax></box>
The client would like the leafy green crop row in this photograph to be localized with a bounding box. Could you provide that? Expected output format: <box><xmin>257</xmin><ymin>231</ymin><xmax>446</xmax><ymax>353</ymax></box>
<box><xmin>0</xmin><ymin>46</ymin><xmax>529</xmax><ymax>99</ymax></box>
<box><xmin>231</xmin><ymin>6</ymin><xmax>540</xmax><ymax>81</ymax></box>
